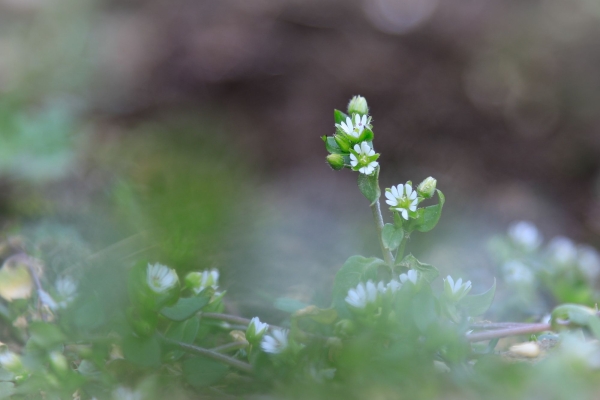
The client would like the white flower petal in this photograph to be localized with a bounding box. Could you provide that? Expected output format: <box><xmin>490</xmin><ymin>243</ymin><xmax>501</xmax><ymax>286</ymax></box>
<box><xmin>391</xmin><ymin>186</ymin><xmax>400</xmax><ymax>198</ymax></box>
<box><xmin>401</xmin><ymin>209</ymin><xmax>408</xmax><ymax>220</ymax></box>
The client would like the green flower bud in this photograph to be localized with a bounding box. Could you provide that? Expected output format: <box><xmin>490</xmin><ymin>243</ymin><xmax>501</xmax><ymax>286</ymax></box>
<box><xmin>417</xmin><ymin>176</ymin><xmax>437</xmax><ymax>199</ymax></box>
<box><xmin>333</xmin><ymin>134</ymin><xmax>351</xmax><ymax>153</ymax></box>
<box><xmin>334</xmin><ymin>319</ymin><xmax>356</xmax><ymax>337</ymax></box>
<box><xmin>443</xmin><ymin>275</ymin><xmax>472</xmax><ymax>302</ymax></box>
<box><xmin>326</xmin><ymin>154</ymin><xmax>345</xmax><ymax>170</ymax></box>
<box><xmin>347</xmin><ymin>95</ymin><xmax>369</xmax><ymax>116</ymax></box>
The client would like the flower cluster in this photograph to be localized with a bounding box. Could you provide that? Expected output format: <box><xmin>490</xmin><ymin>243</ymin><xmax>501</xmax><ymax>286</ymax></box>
<box><xmin>323</xmin><ymin>95</ymin><xmax>380</xmax><ymax>176</ymax></box>
<box><xmin>185</xmin><ymin>269</ymin><xmax>219</xmax><ymax>294</ymax></box>
<box><xmin>344</xmin><ymin>275</ymin><xmax>409</xmax><ymax>311</ymax></box>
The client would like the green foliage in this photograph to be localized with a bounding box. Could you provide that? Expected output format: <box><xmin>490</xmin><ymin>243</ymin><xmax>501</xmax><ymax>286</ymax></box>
<box><xmin>332</xmin><ymin>256</ymin><xmax>384</xmax><ymax>314</ymax></box>
<box><xmin>397</xmin><ymin>254</ymin><xmax>439</xmax><ymax>283</ymax></box>
<box><xmin>160</xmin><ymin>295</ymin><xmax>210</xmax><ymax>321</ymax></box>
<box><xmin>382</xmin><ymin>223</ymin><xmax>403</xmax><ymax>251</ymax></box>
<box><xmin>357</xmin><ymin>165</ymin><xmax>380</xmax><ymax>203</ymax></box>
<box><xmin>458</xmin><ymin>278</ymin><xmax>497</xmax><ymax>317</ymax></box>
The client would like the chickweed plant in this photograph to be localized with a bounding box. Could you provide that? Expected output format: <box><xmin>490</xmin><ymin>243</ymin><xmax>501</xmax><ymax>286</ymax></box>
<box><xmin>1</xmin><ymin>97</ymin><xmax>600</xmax><ymax>399</ymax></box>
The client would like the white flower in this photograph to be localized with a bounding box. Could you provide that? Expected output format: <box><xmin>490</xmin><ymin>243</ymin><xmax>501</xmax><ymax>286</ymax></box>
<box><xmin>54</xmin><ymin>276</ymin><xmax>77</xmax><ymax>309</ymax></box>
<box><xmin>0</xmin><ymin>351</ymin><xmax>21</xmax><ymax>371</ymax></box>
<box><xmin>508</xmin><ymin>221</ymin><xmax>542</xmax><ymax>251</ymax></box>
<box><xmin>349</xmin><ymin>142</ymin><xmax>379</xmax><ymax>175</ymax></box>
<box><xmin>261</xmin><ymin>329</ymin><xmax>289</xmax><ymax>354</ymax></box>
<box><xmin>444</xmin><ymin>275</ymin><xmax>472</xmax><ymax>300</ymax></box>
<box><xmin>112</xmin><ymin>387</ymin><xmax>143</xmax><ymax>400</ymax></box>
<box><xmin>577</xmin><ymin>245</ymin><xmax>600</xmax><ymax>281</ymax></box>
<box><xmin>187</xmin><ymin>269</ymin><xmax>219</xmax><ymax>294</ymax></box>
<box><xmin>502</xmin><ymin>260</ymin><xmax>534</xmax><ymax>285</ymax></box>
<box><xmin>336</xmin><ymin>114</ymin><xmax>368</xmax><ymax>138</ymax></box>
<box><xmin>547</xmin><ymin>236</ymin><xmax>578</xmax><ymax>266</ymax></box>
<box><xmin>146</xmin><ymin>263</ymin><xmax>178</xmax><ymax>294</ymax></box>
<box><xmin>385</xmin><ymin>183</ymin><xmax>418</xmax><ymax>220</ymax></box>
<box><xmin>247</xmin><ymin>317</ymin><xmax>269</xmax><ymax>341</ymax></box>
<box><xmin>399</xmin><ymin>270</ymin><xmax>418</xmax><ymax>285</ymax></box>
<box><xmin>345</xmin><ymin>280</ymin><xmax>378</xmax><ymax>309</ymax></box>
<box><xmin>377</xmin><ymin>280</ymin><xmax>401</xmax><ymax>295</ymax></box>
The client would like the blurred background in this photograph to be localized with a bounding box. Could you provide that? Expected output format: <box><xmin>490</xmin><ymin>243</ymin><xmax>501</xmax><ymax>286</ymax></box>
<box><xmin>1</xmin><ymin>0</ymin><xmax>600</xmax><ymax>320</ymax></box>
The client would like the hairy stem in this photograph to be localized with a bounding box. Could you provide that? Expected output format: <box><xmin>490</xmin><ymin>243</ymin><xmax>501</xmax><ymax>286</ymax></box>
<box><xmin>466</xmin><ymin>323</ymin><xmax>551</xmax><ymax>342</ymax></box>
<box><xmin>370</xmin><ymin>200</ymin><xmax>395</xmax><ymax>266</ymax></box>
<box><xmin>159</xmin><ymin>334</ymin><xmax>253</xmax><ymax>373</ymax></box>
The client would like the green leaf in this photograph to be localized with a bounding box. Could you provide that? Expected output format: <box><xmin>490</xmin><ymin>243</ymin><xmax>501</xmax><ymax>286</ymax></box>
<box><xmin>551</xmin><ymin>304</ymin><xmax>600</xmax><ymax>339</ymax></box>
<box><xmin>357</xmin><ymin>166</ymin><xmax>381</xmax><ymax>204</ymax></box>
<box><xmin>334</xmin><ymin>109</ymin><xmax>349</xmax><ymax>125</ymax></box>
<box><xmin>0</xmin><ymin>382</ymin><xmax>14</xmax><ymax>399</ymax></box>
<box><xmin>410</xmin><ymin>288</ymin><xmax>438</xmax><ymax>332</ymax></box>
<box><xmin>397</xmin><ymin>254</ymin><xmax>439</xmax><ymax>283</ymax></box>
<box><xmin>358</xmin><ymin>127</ymin><xmax>374</xmax><ymax>142</ymax></box>
<box><xmin>324</xmin><ymin>136</ymin><xmax>342</xmax><ymax>154</ymax></box>
<box><xmin>122</xmin><ymin>334</ymin><xmax>161</xmax><ymax>367</ymax></box>
<box><xmin>164</xmin><ymin>318</ymin><xmax>200</xmax><ymax>361</ymax></box>
<box><xmin>382</xmin><ymin>223</ymin><xmax>404</xmax><ymax>251</ymax></box>
<box><xmin>412</xmin><ymin>189</ymin><xmax>445</xmax><ymax>233</ymax></box>
<box><xmin>160</xmin><ymin>295</ymin><xmax>210</xmax><ymax>321</ymax></box>
<box><xmin>458</xmin><ymin>278</ymin><xmax>496</xmax><ymax>317</ymax></box>
<box><xmin>332</xmin><ymin>256</ymin><xmax>385</xmax><ymax>315</ymax></box>
<box><xmin>0</xmin><ymin>368</ymin><xmax>13</xmax><ymax>382</ymax></box>
<box><xmin>28</xmin><ymin>322</ymin><xmax>66</xmax><ymax>349</ymax></box>
<box><xmin>183</xmin><ymin>357</ymin><xmax>228</xmax><ymax>388</ymax></box>
<box><xmin>274</xmin><ymin>297</ymin><xmax>309</xmax><ymax>313</ymax></box>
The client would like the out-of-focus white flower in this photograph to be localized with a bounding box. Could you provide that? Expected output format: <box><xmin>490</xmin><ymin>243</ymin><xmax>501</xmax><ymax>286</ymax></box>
<box><xmin>112</xmin><ymin>387</ymin><xmax>143</xmax><ymax>400</ymax></box>
<box><xmin>377</xmin><ymin>279</ymin><xmax>402</xmax><ymax>295</ymax></box>
<box><xmin>261</xmin><ymin>329</ymin><xmax>289</xmax><ymax>354</ymax></box>
<box><xmin>502</xmin><ymin>260</ymin><xmax>534</xmax><ymax>285</ymax></box>
<box><xmin>345</xmin><ymin>280</ymin><xmax>378</xmax><ymax>309</ymax></box>
<box><xmin>385</xmin><ymin>183</ymin><xmax>418</xmax><ymax>220</ymax></box>
<box><xmin>399</xmin><ymin>270</ymin><xmax>418</xmax><ymax>285</ymax></box>
<box><xmin>54</xmin><ymin>276</ymin><xmax>78</xmax><ymax>309</ymax></box>
<box><xmin>350</xmin><ymin>142</ymin><xmax>379</xmax><ymax>175</ymax></box>
<box><xmin>336</xmin><ymin>114</ymin><xmax>369</xmax><ymax>139</ymax></box>
<box><xmin>246</xmin><ymin>317</ymin><xmax>269</xmax><ymax>342</ymax></box>
<box><xmin>186</xmin><ymin>269</ymin><xmax>219</xmax><ymax>294</ymax></box>
<box><xmin>558</xmin><ymin>333</ymin><xmax>600</xmax><ymax>369</ymax></box>
<box><xmin>444</xmin><ymin>275</ymin><xmax>472</xmax><ymax>301</ymax></box>
<box><xmin>0</xmin><ymin>350</ymin><xmax>22</xmax><ymax>371</ymax></box>
<box><xmin>577</xmin><ymin>245</ymin><xmax>600</xmax><ymax>282</ymax></box>
<box><xmin>508</xmin><ymin>221</ymin><xmax>542</xmax><ymax>251</ymax></box>
<box><xmin>146</xmin><ymin>263</ymin><xmax>178</xmax><ymax>294</ymax></box>
<box><xmin>547</xmin><ymin>236</ymin><xmax>578</xmax><ymax>266</ymax></box>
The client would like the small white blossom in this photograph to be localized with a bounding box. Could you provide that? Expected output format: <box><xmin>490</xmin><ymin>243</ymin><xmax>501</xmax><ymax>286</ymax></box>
<box><xmin>508</xmin><ymin>221</ymin><xmax>542</xmax><ymax>251</ymax></box>
<box><xmin>336</xmin><ymin>114</ymin><xmax>368</xmax><ymax>138</ymax></box>
<box><xmin>350</xmin><ymin>142</ymin><xmax>379</xmax><ymax>175</ymax></box>
<box><xmin>377</xmin><ymin>280</ymin><xmax>401</xmax><ymax>295</ymax></box>
<box><xmin>547</xmin><ymin>236</ymin><xmax>578</xmax><ymax>266</ymax></box>
<box><xmin>399</xmin><ymin>270</ymin><xmax>418</xmax><ymax>285</ymax></box>
<box><xmin>444</xmin><ymin>275</ymin><xmax>472</xmax><ymax>300</ymax></box>
<box><xmin>54</xmin><ymin>276</ymin><xmax>78</xmax><ymax>309</ymax></box>
<box><xmin>385</xmin><ymin>183</ymin><xmax>418</xmax><ymax>220</ymax></box>
<box><xmin>0</xmin><ymin>351</ymin><xmax>21</xmax><ymax>371</ymax></box>
<box><xmin>112</xmin><ymin>387</ymin><xmax>143</xmax><ymax>400</ymax></box>
<box><xmin>345</xmin><ymin>280</ymin><xmax>378</xmax><ymax>309</ymax></box>
<box><xmin>146</xmin><ymin>263</ymin><xmax>178</xmax><ymax>294</ymax></box>
<box><xmin>247</xmin><ymin>317</ymin><xmax>269</xmax><ymax>341</ymax></box>
<box><xmin>577</xmin><ymin>245</ymin><xmax>600</xmax><ymax>282</ymax></box>
<box><xmin>502</xmin><ymin>260</ymin><xmax>534</xmax><ymax>285</ymax></box>
<box><xmin>187</xmin><ymin>269</ymin><xmax>220</xmax><ymax>294</ymax></box>
<box><xmin>261</xmin><ymin>329</ymin><xmax>289</xmax><ymax>354</ymax></box>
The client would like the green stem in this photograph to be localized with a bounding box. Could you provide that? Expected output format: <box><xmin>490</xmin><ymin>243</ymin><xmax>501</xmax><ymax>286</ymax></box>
<box><xmin>466</xmin><ymin>323</ymin><xmax>551</xmax><ymax>342</ymax></box>
<box><xmin>159</xmin><ymin>334</ymin><xmax>254</xmax><ymax>373</ymax></box>
<box><xmin>212</xmin><ymin>341</ymin><xmax>249</xmax><ymax>353</ymax></box>
<box><xmin>395</xmin><ymin>234</ymin><xmax>408</xmax><ymax>263</ymax></box>
<box><xmin>370</xmin><ymin>200</ymin><xmax>395</xmax><ymax>266</ymax></box>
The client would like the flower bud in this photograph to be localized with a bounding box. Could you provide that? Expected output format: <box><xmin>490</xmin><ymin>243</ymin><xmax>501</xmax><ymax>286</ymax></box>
<box><xmin>326</xmin><ymin>154</ymin><xmax>345</xmax><ymax>170</ymax></box>
<box><xmin>443</xmin><ymin>275</ymin><xmax>472</xmax><ymax>302</ymax></box>
<box><xmin>333</xmin><ymin>134</ymin><xmax>351</xmax><ymax>153</ymax></box>
<box><xmin>347</xmin><ymin>95</ymin><xmax>369</xmax><ymax>116</ymax></box>
<box><xmin>246</xmin><ymin>317</ymin><xmax>269</xmax><ymax>343</ymax></box>
<box><xmin>417</xmin><ymin>177</ymin><xmax>437</xmax><ymax>199</ymax></box>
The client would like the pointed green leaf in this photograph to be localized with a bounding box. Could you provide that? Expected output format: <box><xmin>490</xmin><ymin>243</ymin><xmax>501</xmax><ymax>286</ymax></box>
<box><xmin>161</xmin><ymin>295</ymin><xmax>210</xmax><ymax>321</ymax></box>
<box><xmin>332</xmin><ymin>256</ymin><xmax>385</xmax><ymax>315</ymax></box>
<box><xmin>397</xmin><ymin>254</ymin><xmax>439</xmax><ymax>283</ymax></box>
<box><xmin>324</xmin><ymin>136</ymin><xmax>342</xmax><ymax>154</ymax></box>
<box><xmin>183</xmin><ymin>357</ymin><xmax>228</xmax><ymax>388</ymax></box>
<box><xmin>458</xmin><ymin>278</ymin><xmax>496</xmax><ymax>317</ymax></box>
<box><xmin>551</xmin><ymin>304</ymin><xmax>600</xmax><ymax>339</ymax></box>
<box><xmin>382</xmin><ymin>223</ymin><xmax>404</xmax><ymax>251</ymax></box>
<box><xmin>334</xmin><ymin>109</ymin><xmax>349</xmax><ymax>125</ymax></box>
<box><xmin>413</xmin><ymin>189</ymin><xmax>445</xmax><ymax>233</ymax></box>
<box><xmin>357</xmin><ymin>166</ymin><xmax>381</xmax><ymax>204</ymax></box>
